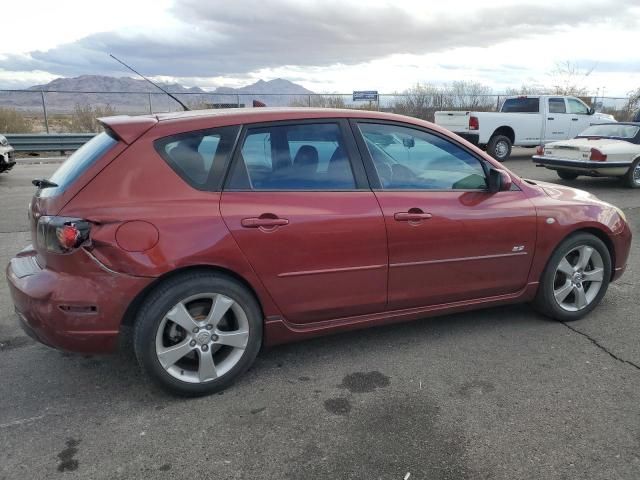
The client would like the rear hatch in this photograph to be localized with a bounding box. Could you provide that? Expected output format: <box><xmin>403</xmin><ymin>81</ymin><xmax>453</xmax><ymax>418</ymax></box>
<box><xmin>29</xmin><ymin>115</ymin><xmax>157</xmax><ymax>266</ymax></box>
<box><xmin>434</xmin><ymin>111</ymin><xmax>471</xmax><ymax>132</ymax></box>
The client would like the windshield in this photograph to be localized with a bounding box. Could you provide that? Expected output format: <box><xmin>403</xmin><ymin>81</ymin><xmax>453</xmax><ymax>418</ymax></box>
<box><xmin>577</xmin><ymin>124</ymin><xmax>639</xmax><ymax>139</ymax></box>
<box><xmin>39</xmin><ymin>132</ymin><xmax>118</xmax><ymax>198</ymax></box>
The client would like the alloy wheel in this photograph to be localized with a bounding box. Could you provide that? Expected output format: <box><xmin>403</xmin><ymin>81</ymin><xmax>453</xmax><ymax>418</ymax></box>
<box><xmin>553</xmin><ymin>245</ymin><xmax>604</xmax><ymax>312</ymax></box>
<box><xmin>154</xmin><ymin>293</ymin><xmax>249</xmax><ymax>383</ymax></box>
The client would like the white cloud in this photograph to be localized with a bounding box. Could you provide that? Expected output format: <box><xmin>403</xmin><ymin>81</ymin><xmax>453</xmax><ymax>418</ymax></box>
<box><xmin>1</xmin><ymin>0</ymin><xmax>639</xmax><ymax>94</ymax></box>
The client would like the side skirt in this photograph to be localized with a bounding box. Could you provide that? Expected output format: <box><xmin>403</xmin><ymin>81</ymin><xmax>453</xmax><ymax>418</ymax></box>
<box><xmin>263</xmin><ymin>282</ymin><xmax>539</xmax><ymax>346</ymax></box>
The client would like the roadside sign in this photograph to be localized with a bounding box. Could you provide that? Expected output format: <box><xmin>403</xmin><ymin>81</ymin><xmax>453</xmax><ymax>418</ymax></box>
<box><xmin>353</xmin><ymin>90</ymin><xmax>379</xmax><ymax>101</ymax></box>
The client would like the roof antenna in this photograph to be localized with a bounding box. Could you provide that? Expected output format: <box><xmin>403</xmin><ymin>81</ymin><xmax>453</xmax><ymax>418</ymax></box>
<box><xmin>109</xmin><ymin>54</ymin><xmax>190</xmax><ymax>111</ymax></box>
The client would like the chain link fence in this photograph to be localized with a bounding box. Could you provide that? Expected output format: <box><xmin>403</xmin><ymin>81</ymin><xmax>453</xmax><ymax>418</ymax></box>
<box><xmin>0</xmin><ymin>89</ymin><xmax>634</xmax><ymax>134</ymax></box>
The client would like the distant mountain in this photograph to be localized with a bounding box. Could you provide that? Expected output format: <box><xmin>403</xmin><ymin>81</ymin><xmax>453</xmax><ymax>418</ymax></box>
<box><xmin>28</xmin><ymin>75</ymin><xmax>209</xmax><ymax>95</ymax></box>
<box><xmin>215</xmin><ymin>78</ymin><xmax>313</xmax><ymax>96</ymax></box>
<box><xmin>3</xmin><ymin>75</ymin><xmax>315</xmax><ymax>113</ymax></box>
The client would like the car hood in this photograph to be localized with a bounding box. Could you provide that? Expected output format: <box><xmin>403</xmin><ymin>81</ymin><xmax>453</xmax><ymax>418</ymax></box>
<box><xmin>593</xmin><ymin>112</ymin><xmax>616</xmax><ymax>121</ymax></box>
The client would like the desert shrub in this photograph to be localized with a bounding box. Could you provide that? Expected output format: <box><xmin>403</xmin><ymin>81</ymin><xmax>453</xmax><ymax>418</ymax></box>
<box><xmin>290</xmin><ymin>94</ymin><xmax>349</xmax><ymax>108</ymax></box>
<box><xmin>0</xmin><ymin>107</ymin><xmax>33</xmax><ymax>133</ymax></box>
<box><xmin>67</xmin><ymin>103</ymin><xmax>116</xmax><ymax>133</ymax></box>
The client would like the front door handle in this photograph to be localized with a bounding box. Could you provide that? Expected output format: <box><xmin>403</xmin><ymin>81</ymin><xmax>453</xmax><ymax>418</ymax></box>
<box><xmin>571</xmin><ymin>118</ymin><xmax>579</xmax><ymax>121</ymax></box>
<box><xmin>547</xmin><ymin>117</ymin><xmax>554</xmax><ymax>120</ymax></box>
<box><xmin>241</xmin><ymin>216</ymin><xmax>289</xmax><ymax>228</ymax></box>
<box><xmin>394</xmin><ymin>211</ymin><xmax>432</xmax><ymax>222</ymax></box>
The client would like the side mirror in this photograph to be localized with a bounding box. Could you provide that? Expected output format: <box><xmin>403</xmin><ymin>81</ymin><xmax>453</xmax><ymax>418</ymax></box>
<box><xmin>488</xmin><ymin>167</ymin><xmax>512</xmax><ymax>193</ymax></box>
<box><xmin>588</xmin><ymin>107</ymin><xmax>595</xmax><ymax>115</ymax></box>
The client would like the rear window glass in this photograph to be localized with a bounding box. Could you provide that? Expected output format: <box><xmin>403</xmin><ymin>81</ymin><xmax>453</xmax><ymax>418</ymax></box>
<box><xmin>501</xmin><ymin>97</ymin><xmax>540</xmax><ymax>113</ymax></box>
<box><xmin>155</xmin><ymin>126</ymin><xmax>240</xmax><ymax>190</ymax></box>
<box><xmin>578</xmin><ymin>124</ymin><xmax>639</xmax><ymax>139</ymax></box>
<box><xmin>39</xmin><ymin>132</ymin><xmax>117</xmax><ymax>198</ymax></box>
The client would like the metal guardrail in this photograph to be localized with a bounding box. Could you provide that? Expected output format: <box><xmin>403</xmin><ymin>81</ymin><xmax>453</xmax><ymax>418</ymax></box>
<box><xmin>5</xmin><ymin>133</ymin><xmax>95</xmax><ymax>152</ymax></box>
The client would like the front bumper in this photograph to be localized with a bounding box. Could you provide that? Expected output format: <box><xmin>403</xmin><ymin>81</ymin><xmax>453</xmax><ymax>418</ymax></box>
<box><xmin>611</xmin><ymin>219</ymin><xmax>632</xmax><ymax>282</ymax></box>
<box><xmin>532</xmin><ymin>155</ymin><xmax>630</xmax><ymax>176</ymax></box>
<box><xmin>6</xmin><ymin>246</ymin><xmax>152</xmax><ymax>354</ymax></box>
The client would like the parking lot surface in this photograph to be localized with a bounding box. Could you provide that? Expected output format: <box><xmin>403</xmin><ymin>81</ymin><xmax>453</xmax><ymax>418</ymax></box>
<box><xmin>0</xmin><ymin>149</ymin><xmax>638</xmax><ymax>479</ymax></box>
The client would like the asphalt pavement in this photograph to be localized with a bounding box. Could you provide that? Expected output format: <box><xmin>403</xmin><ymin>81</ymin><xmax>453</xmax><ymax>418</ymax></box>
<box><xmin>0</xmin><ymin>148</ymin><xmax>638</xmax><ymax>479</ymax></box>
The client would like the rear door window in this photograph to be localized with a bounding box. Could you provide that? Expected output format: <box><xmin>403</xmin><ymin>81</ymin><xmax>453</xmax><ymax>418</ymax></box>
<box><xmin>227</xmin><ymin>122</ymin><xmax>356</xmax><ymax>190</ymax></box>
<box><xmin>39</xmin><ymin>132</ymin><xmax>118</xmax><ymax>198</ymax></box>
<box><xmin>155</xmin><ymin>125</ymin><xmax>240</xmax><ymax>190</ymax></box>
<box><xmin>501</xmin><ymin>97</ymin><xmax>540</xmax><ymax>113</ymax></box>
<box><xmin>548</xmin><ymin>98</ymin><xmax>567</xmax><ymax>113</ymax></box>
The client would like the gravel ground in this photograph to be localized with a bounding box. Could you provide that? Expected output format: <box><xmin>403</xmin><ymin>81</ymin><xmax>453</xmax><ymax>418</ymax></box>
<box><xmin>0</xmin><ymin>148</ymin><xmax>638</xmax><ymax>479</ymax></box>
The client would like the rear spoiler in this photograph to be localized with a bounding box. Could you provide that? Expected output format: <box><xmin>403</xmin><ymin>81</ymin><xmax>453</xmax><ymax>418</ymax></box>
<box><xmin>97</xmin><ymin>115</ymin><xmax>158</xmax><ymax>145</ymax></box>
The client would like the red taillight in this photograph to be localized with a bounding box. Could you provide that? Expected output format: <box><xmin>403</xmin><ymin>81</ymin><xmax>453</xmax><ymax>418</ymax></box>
<box><xmin>469</xmin><ymin>116</ymin><xmax>479</xmax><ymax>130</ymax></box>
<box><xmin>589</xmin><ymin>148</ymin><xmax>607</xmax><ymax>161</ymax></box>
<box><xmin>36</xmin><ymin>216</ymin><xmax>91</xmax><ymax>254</ymax></box>
<box><xmin>57</xmin><ymin>224</ymin><xmax>81</xmax><ymax>250</ymax></box>
<box><xmin>536</xmin><ymin>145</ymin><xmax>544</xmax><ymax>155</ymax></box>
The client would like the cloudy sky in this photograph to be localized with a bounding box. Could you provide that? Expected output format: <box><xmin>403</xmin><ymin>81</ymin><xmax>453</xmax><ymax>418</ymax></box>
<box><xmin>1</xmin><ymin>0</ymin><xmax>639</xmax><ymax>95</ymax></box>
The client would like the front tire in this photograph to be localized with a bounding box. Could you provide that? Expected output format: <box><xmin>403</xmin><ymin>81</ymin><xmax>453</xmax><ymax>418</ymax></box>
<box><xmin>623</xmin><ymin>158</ymin><xmax>640</xmax><ymax>188</ymax></box>
<box><xmin>533</xmin><ymin>233</ymin><xmax>611</xmax><ymax>322</ymax></box>
<box><xmin>487</xmin><ymin>135</ymin><xmax>512</xmax><ymax>162</ymax></box>
<box><xmin>557</xmin><ymin>170</ymin><xmax>579</xmax><ymax>180</ymax></box>
<box><xmin>134</xmin><ymin>271</ymin><xmax>262</xmax><ymax>396</ymax></box>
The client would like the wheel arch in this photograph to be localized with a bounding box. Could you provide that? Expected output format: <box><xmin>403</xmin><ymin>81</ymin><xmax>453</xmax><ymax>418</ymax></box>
<box><xmin>577</xmin><ymin>227</ymin><xmax>616</xmax><ymax>279</ymax></box>
<box><xmin>121</xmin><ymin>265</ymin><xmax>265</xmax><ymax>327</ymax></box>
<box><xmin>545</xmin><ymin>226</ymin><xmax>616</xmax><ymax>281</ymax></box>
<box><xmin>491</xmin><ymin>126</ymin><xmax>515</xmax><ymax>144</ymax></box>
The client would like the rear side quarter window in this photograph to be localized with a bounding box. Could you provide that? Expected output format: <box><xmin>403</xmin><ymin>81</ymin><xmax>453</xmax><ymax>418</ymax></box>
<box><xmin>154</xmin><ymin>125</ymin><xmax>240</xmax><ymax>190</ymax></box>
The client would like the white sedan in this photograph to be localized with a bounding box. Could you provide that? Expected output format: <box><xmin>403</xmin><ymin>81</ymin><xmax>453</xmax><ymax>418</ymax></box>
<box><xmin>533</xmin><ymin>123</ymin><xmax>640</xmax><ymax>188</ymax></box>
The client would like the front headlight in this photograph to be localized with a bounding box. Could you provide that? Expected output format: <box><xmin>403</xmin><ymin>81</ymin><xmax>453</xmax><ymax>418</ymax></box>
<box><xmin>615</xmin><ymin>206</ymin><xmax>627</xmax><ymax>222</ymax></box>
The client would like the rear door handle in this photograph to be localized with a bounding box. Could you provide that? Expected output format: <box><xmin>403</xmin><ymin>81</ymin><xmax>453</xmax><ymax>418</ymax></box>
<box><xmin>241</xmin><ymin>217</ymin><xmax>289</xmax><ymax>228</ymax></box>
<box><xmin>394</xmin><ymin>212</ymin><xmax>432</xmax><ymax>222</ymax></box>
<box><xmin>571</xmin><ymin>118</ymin><xmax>579</xmax><ymax>121</ymax></box>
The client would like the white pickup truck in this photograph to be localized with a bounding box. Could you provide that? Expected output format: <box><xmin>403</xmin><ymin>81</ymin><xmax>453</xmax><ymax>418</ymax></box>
<box><xmin>434</xmin><ymin>95</ymin><xmax>615</xmax><ymax>161</ymax></box>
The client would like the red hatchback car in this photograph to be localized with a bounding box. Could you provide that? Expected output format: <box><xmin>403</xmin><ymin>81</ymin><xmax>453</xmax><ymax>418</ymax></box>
<box><xmin>7</xmin><ymin>108</ymin><xmax>631</xmax><ymax>395</ymax></box>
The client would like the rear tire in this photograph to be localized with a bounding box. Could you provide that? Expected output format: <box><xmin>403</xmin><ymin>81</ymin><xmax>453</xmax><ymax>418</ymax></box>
<box><xmin>623</xmin><ymin>158</ymin><xmax>640</xmax><ymax>188</ymax></box>
<box><xmin>134</xmin><ymin>271</ymin><xmax>262</xmax><ymax>396</ymax></box>
<box><xmin>533</xmin><ymin>233</ymin><xmax>611</xmax><ymax>322</ymax></box>
<box><xmin>557</xmin><ymin>170</ymin><xmax>579</xmax><ymax>180</ymax></box>
<box><xmin>487</xmin><ymin>135</ymin><xmax>512</xmax><ymax>162</ymax></box>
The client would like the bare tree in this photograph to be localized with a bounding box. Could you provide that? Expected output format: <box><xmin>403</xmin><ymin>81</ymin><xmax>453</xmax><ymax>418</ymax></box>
<box><xmin>505</xmin><ymin>84</ymin><xmax>547</xmax><ymax>96</ymax></box>
<box><xmin>446</xmin><ymin>81</ymin><xmax>494</xmax><ymax>110</ymax></box>
<box><xmin>390</xmin><ymin>83</ymin><xmax>446</xmax><ymax>121</ymax></box>
<box><xmin>620</xmin><ymin>87</ymin><xmax>640</xmax><ymax>121</ymax></box>
<box><xmin>549</xmin><ymin>61</ymin><xmax>595</xmax><ymax>96</ymax></box>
